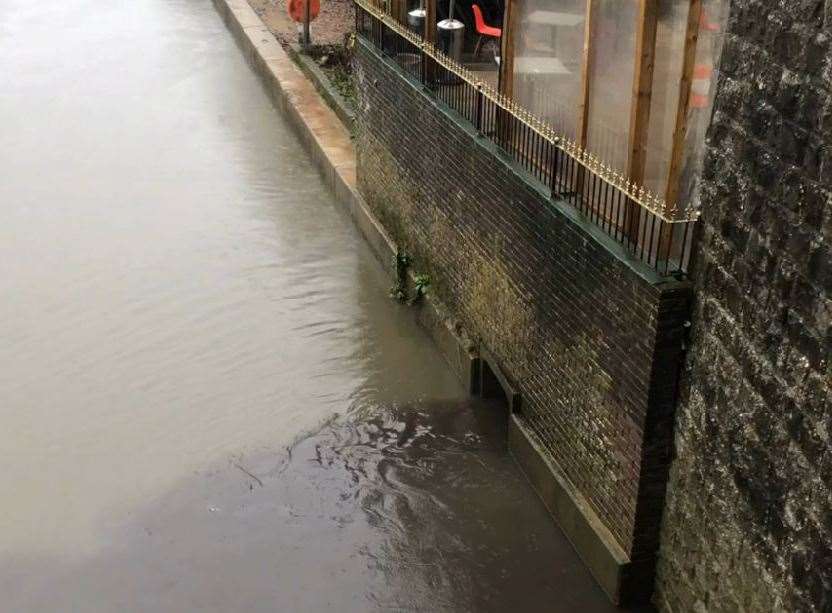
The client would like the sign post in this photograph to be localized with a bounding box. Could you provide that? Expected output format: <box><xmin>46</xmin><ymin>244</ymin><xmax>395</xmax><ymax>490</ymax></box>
<box><xmin>303</xmin><ymin>0</ymin><xmax>311</xmax><ymax>48</ymax></box>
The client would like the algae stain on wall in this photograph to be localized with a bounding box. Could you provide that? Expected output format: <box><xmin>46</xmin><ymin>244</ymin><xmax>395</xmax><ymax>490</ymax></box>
<box><xmin>461</xmin><ymin>256</ymin><xmax>536</xmax><ymax>375</ymax></box>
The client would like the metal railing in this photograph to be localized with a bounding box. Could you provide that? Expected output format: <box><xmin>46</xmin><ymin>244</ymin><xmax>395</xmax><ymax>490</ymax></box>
<box><xmin>354</xmin><ymin>0</ymin><xmax>698</xmax><ymax>276</ymax></box>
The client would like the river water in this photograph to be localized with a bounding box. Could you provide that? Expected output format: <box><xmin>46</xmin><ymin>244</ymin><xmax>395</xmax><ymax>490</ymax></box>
<box><xmin>0</xmin><ymin>1</ymin><xmax>616</xmax><ymax>611</ymax></box>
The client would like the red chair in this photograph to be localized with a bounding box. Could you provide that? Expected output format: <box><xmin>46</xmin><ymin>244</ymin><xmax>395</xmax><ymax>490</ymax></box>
<box><xmin>471</xmin><ymin>4</ymin><xmax>501</xmax><ymax>59</ymax></box>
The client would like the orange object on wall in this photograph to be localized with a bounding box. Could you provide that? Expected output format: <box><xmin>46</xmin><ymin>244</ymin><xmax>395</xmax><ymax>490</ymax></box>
<box><xmin>288</xmin><ymin>0</ymin><xmax>320</xmax><ymax>22</ymax></box>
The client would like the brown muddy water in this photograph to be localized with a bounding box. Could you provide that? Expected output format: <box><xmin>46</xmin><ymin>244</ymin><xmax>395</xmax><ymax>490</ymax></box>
<box><xmin>0</xmin><ymin>1</ymin><xmax>619</xmax><ymax>611</ymax></box>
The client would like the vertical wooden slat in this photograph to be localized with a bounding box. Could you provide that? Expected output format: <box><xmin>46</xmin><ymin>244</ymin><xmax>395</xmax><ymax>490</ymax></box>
<box><xmin>664</xmin><ymin>0</ymin><xmax>702</xmax><ymax>207</ymax></box>
<box><xmin>391</xmin><ymin>0</ymin><xmax>406</xmax><ymax>24</ymax></box>
<box><xmin>425</xmin><ymin>0</ymin><xmax>437</xmax><ymax>43</ymax></box>
<box><xmin>576</xmin><ymin>0</ymin><xmax>596</xmax><ymax>148</ymax></box>
<box><xmin>627</xmin><ymin>0</ymin><xmax>659</xmax><ymax>186</ymax></box>
<box><xmin>498</xmin><ymin>0</ymin><xmax>517</xmax><ymax>98</ymax></box>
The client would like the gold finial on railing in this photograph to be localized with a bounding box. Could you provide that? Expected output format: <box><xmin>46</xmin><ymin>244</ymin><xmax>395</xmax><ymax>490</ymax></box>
<box><xmin>646</xmin><ymin>191</ymin><xmax>659</xmax><ymax>213</ymax></box>
<box><xmin>654</xmin><ymin>194</ymin><xmax>665</xmax><ymax>215</ymax></box>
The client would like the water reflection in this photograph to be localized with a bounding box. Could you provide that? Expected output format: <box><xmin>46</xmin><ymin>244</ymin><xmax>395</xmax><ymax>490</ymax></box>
<box><xmin>3</xmin><ymin>400</ymin><xmax>618</xmax><ymax>612</ymax></box>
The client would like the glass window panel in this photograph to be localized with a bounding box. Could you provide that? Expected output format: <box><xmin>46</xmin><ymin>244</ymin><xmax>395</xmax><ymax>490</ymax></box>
<box><xmin>643</xmin><ymin>1</ymin><xmax>691</xmax><ymax>197</ymax></box>
<box><xmin>512</xmin><ymin>0</ymin><xmax>587</xmax><ymax>141</ymax></box>
<box><xmin>585</xmin><ymin>0</ymin><xmax>638</xmax><ymax>177</ymax></box>
<box><xmin>677</xmin><ymin>0</ymin><xmax>730</xmax><ymax>208</ymax></box>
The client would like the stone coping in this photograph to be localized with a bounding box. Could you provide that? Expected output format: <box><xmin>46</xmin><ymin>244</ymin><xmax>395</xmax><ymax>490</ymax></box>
<box><xmin>285</xmin><ymin>43</ymin><xmax>356</xmax><ymax>128</ymax></box>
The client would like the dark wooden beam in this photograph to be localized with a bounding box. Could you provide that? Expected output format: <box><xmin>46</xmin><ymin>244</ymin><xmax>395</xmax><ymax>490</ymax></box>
<box><xmin>425</xmin><ymin>0</ymin><xmax>437</xmax><ymax>43</ymax></box>
<box><xmin>627</xmin><ymin>0</ymin><xmax>659</xmax><ymax>186</ymax></box>
<box><xmin>392</xmin><ymin>0</ymin><xmax>406</xmax><ymax>24</ymax></box>
<box><xmin>498</xmin><ymin>0</ymin><xmax>517</xmax><ymax>98</ymax></box>
<box><xmin>576</xmin><ymin>0</ymin><xmax>596</xmax><ymax>148</ymax></box>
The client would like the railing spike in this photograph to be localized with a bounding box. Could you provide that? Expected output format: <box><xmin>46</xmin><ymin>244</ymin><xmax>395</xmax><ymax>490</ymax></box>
<box><xmin>649</xmin><ymin>193</ymin><xmax>659</xmax><ymax>212</ymax></box>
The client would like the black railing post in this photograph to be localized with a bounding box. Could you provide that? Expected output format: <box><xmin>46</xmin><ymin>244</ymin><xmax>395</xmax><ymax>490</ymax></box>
<box><xmin>624</xmin><ymin>196</ymin><xmax>639</xmax><ymax>252</ymax></box>
<box><xmin>679</xmin><ymin>220</ymin><xmax>691</xmax><ymax>276</ymax></box>
<box><xmin>550</xmin><ymin>139</ymin><xmax>560</xmax><ymax>199</ymax></box>
<box><xmin>475</xmin><ymin>86</ymin><xmax>483</xmax><ymax>134</ymax></box>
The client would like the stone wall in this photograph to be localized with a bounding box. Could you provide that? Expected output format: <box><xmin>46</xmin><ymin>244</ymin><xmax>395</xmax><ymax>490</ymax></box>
<box><xmin>655</xmin><ymin>1</ymin><xmax>832</xmax><ymax>610</ymax></box>
<box><xmin>353</xmin><ymin>38</ymin><xmax>691</xmax><ymax>602</ymax></box>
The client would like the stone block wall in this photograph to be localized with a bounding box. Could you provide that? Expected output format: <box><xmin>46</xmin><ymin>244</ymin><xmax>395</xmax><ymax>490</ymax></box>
<box><xmin>353</xmin><ymin>39</ymin><xmax>691</xmax><ymax>601</ymax></box>
<box><xmin>655</xmin><ymin>1</ymin><xmax>832</xmax><ymax>610</ymax></box>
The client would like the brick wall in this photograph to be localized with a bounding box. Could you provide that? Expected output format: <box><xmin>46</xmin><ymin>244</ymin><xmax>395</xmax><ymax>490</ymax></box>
<box><xmin>353</xmin><ymin>39</ymin><xmax>691</xmax><ymax>596</ymax></box>
<box><xmin>655</xmin><ymin>1</ymin><xmax>832</xmax><ymax>610</ymax></box>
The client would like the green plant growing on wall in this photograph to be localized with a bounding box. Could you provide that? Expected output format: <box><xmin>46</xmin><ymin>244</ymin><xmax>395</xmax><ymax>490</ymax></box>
<box><xmin>390</xmin><ymin>252</ymin><xmax>411</xmax><ymax>303</ymax></box>
<box><xmin>408</xmin><ymin>274</ymin><xmax>430</xmax><ymax>305</ymax></box>
<box><xmin>389</xmin><ymin>253</ymin><xmax>430</xmax><ymax>306</ymax></box>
